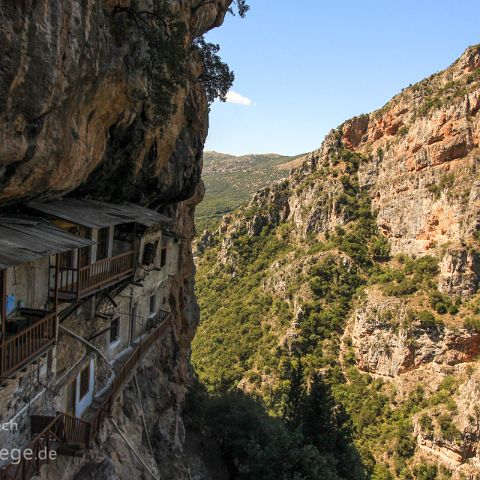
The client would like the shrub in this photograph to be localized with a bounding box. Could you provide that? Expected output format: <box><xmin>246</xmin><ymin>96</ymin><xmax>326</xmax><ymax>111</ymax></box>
<box><xmin>414</xmin><ymin>463</ymin><xmax>438</xmax><ymax>480</ymax></box>
<box><xmin>447</xmin><ymin>304</ymin><xmax>459</xmax><ymax>315</ymax></box>
<box><xmin>370</xmin><ymin>235</ymin><xmax>391</xmax><ymax>261</ymax></box>
<box><xmin>430</xmin><ymin>376</ymin><xmax>459</xmax><ymax>406</ymax></box>
<box><xmin>404</xmin><ymin>256</ymin><xmax>439</xmax><ymax>277</ymax></box>
<box><xmin>416</xmin><ymin>310</ymin><xmax>442</xmax><ymax>329</ymax></box>
<box><xmin>435</xmin><ymin>302</ymin><xmax>448</xmax><ymax>314</ymax></box>
<box><xmin>429</xmin><ymin>290</ymin><xmax>454</xmax><ymax>314</ymax></box>
<box><xmin>371</xmin><ymin>464</ymin><xmax>393</xmax><ymax>480</ymax></box>
<box><xmin>438</xmin><ymin>414</ymin><xmax>461</xmax><ymax>442</ymax></box>
<box><xmin>464</xmin><ymin>316</ymin><xmax>480</xmax><ymax>333</ymax></box>
<box><xmin>383</xmin><ymin>279</ymin><xmax>417</xmax><ymax>296</ymax></box>
<box><xmin>419</xmin><ymin>414</ymin><xmax>433</xmax><ymax>435</ymax></box>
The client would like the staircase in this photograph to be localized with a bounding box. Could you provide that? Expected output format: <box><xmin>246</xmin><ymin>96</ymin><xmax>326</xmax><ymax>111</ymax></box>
<box><xmin>0</xmin><ymin>316</ymin><xmax>172</xmax><ymax>480</ymax></box>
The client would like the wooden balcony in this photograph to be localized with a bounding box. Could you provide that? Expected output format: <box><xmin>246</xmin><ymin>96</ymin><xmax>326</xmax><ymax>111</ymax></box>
<box><xmin>0</xmin><ymin>315</ymin><xmax>172</xmax><ymax>480</ymax></box>
<box><xmin>0</xmin><ymin>412</ymin><xmax>91</xmax><ymax>480</ymax></box>
<box><xmin>55</xmin><ymin>250</ymin><xmax>134</xmax><ymax>300</ymax></box>
<box><xmin>0</xmin><ymin>310</ymin><xmax>57</xmax><ymax>379</ymax></box>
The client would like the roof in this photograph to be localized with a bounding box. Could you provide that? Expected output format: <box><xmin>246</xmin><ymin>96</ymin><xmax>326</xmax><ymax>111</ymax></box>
<box><xmin>28</xmin><ymin>199</ymin><xmax>171</xmax><ymax>229</ymax></box>
<box><xmin>0</xmin><ymin>217</ymin><xmax>95</xmax><ymax>269</ymax></box>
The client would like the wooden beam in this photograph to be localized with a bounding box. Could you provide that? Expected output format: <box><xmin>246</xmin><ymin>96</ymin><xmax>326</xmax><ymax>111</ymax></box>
<box><xmin>54</xmin><ymin>254</ymin><xmax>59</xmax><ymax>313</ymax></box>
<box><xmin>54</xmin><ymin>254</ymin><xmax>60</xmax><ymax>343</ymax></box>
<box><xmin>105</xmin><ymin>293</ymin><xmax>118</xmax><ymax>308</ymax></box>
<box><xmin>1</xmin><ymin>269</ymin><xmax>6</xmax><ymax>377</ymax></box>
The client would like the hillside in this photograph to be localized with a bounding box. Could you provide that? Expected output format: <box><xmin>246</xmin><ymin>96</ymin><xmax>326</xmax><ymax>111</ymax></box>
<box><xmin>196</xmin><ymin>151</ymin><xmax>305</xmax><ymax>231</ymax></box>
<box><xmin>0</xmin><ymin>1</ymin><xmax>238</xmax><ymax>479</ymax></box>
<box><xmin>192</xmin><ymin>45</ymin><xmax>480</xmax><ymax>479</ymax></box>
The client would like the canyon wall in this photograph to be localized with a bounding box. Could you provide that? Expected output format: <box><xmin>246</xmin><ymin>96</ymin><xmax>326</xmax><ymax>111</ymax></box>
<box><xmin>0</xmin><ymin>1</ymin><xmax>232</xmax><ymax>478</ymax></box>
<box><xmin>196</xmin><ymin>45</ymin><xmax>480</xmax><ymax>477</ymax></box>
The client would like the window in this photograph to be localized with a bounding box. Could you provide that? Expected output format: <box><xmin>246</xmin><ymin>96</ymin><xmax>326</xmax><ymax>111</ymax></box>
<box><xmin>96</xmin><ymin>227</ymin><xmax>109</xmax><ymax>261</ymax></box>
<box><xmin>149</xmin><ymin>294</ymin><xmax>156</xmax><ymax>317</ymax></box>
<box><xmin>110</xmin><ymin>318</ymin><xmax>120</xmax><ymax>344</ymax></box>
<box><xmin>79</xmin><ymin>363</ymin><xmax>90</xmax><ymax>400</ymax></box>
<box><xmin>160</xmin><ymin>247</ymin><xmax>167</xmax><ymax>267</ymax></box>
<box><xmin>143</xmin><ymin>242</ymin><xmax>157</xmax><ymax>266</ymax></box>
<box><xmin>78</xmin><ymin>227</ymin><xmax>91</xmax><ymax>267</ymax></box>
<box><xmin>59</xmin><ymin>250</ymin><xmax>74</xmax><ymax>268</ymax></box>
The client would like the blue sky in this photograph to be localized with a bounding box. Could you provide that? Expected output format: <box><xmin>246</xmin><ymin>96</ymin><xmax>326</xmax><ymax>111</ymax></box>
<box><xmin>204</xmin><ymin>0</ymin><xmax>480</xmax><ymax>156</ymax></box>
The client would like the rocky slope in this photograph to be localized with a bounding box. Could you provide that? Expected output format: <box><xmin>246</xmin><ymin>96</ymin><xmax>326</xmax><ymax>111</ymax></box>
<box><xmin>196</xmin><ymin>151</ymin><xmax>305</xmax><ymax>232</ymax></box>
<box><xmin>0</xmin><ymin>1</ymin><xmax>233</xmax><ymax>479</ymax></box>
<box><xmin>195</xmin><ymin>45</ymin><xmax>480</xmax><ymax>478</ymax></box>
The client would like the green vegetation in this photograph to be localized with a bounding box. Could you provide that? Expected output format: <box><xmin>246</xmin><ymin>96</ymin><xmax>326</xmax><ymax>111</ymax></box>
<box><xmin>415</xmin><ymin>310</ymin><xmax>443</xmax><ymax>329</ymax></box>
<box><xmin>412</xmin><ymin>74</ymin><xmax>471</xmax><ymax>119</ymax></box>
<box><xmin>194</xmin><ymin>37</ymin><xmax>234</xmax><ymax>103</ymax></box>
<box><xmin>111</xmin><ymin>1</ymin><xmax>249</xmax><ymax>127</ymax></box>
<box><xmin>369</xmin><ymin>255</ymin><xmax>439</xmax><ymax>297</ymax></box>
<box><xmin>194</xmin><ymin>145</ymin><xmax>452</xmax><ymax>478</ymax></box>
<box><xmin>196</xmin><ymin>152</ymin><xmax>304</xmax><ymax>232</ymax></box>
<box><xmin>464</xmin><ymin>316</ymin><xmax>480</xmax><ymax>332</ymax></box>
<box><xmin>426</xmin><ymin>174</ymin><xmax>455</xmax><ymax>200</ymax></box>
<box><xmin>413</xmin><ymin>463</ymin><xmax>452</xmax><ymax>480</ymax></box>
<box><xmin>429</xmin><ymin>376</ymin><xmax>459</xmax><ymax>407</ymax></box>
<box><xmin>185</xmin><ymin>377</ymin><xmax>364</xmax><ymax>480</ymax></box>
<box><xmin>437</xmin><ymin>414</ymin><xmax>462</xmax><ymax>442</ymax></box>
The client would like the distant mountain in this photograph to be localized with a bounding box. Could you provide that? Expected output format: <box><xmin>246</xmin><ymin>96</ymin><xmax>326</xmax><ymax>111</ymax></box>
<box><xmin>196</xmin><ymin>151</ymin><xmax>306</xmax><ymax>231</ymax></box>
<box><xmin>194</xmin><ymin>46</ymin><xmax>480</xmax><ymax>478</ymax></box>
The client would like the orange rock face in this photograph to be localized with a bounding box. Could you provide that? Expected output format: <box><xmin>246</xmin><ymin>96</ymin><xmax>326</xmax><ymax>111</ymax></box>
<box><xmin>340</xmin><ymin>47</ymin><xmax>480</xmax><ymax>296</ymax></box>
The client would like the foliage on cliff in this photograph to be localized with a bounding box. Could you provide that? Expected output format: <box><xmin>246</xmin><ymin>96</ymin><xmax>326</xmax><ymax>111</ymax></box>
<box><xmin>194</xmin><ymin>146</ymin><xmax>415</xmax><ymax>477</ymax></box>
<box><xmin>193</xmin><ymin>45</ymin><xmax>480</xmax><ymax>479</ymax></box>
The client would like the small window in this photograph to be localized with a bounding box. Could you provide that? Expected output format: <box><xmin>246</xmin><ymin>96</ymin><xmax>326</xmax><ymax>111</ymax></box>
<box><xmin>143</xmin><ymin>242</ymin><xmax>158</xmax><ymax>266</ymax></box>
<box><xmin>59</xmin><ymin>250</ymin><xmax>74</xmax><ymax>268</ymax></box>
<box><xmin>160</xmin><ymin>247</ymin><xmax>167</xmax><ymax>267</ymax></box>
<box><xmin>110</xmin><ymin>318</ymin><xmax>120</xmax><ymax>344</ymax></box>
<box><xmin>79</xmin><ymin>363</ymin><xmax>90</xmax><ymax>400</ymax></box>
<box><xmin>149</xmin><ymin>294</ymin><xmax>156</xmax><ymax>317</ymax></box>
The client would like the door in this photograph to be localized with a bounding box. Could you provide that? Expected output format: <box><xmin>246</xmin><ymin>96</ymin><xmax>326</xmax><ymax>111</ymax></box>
<box><xmin>66</xmin><ymin>379</ymin><xmax>76</xmax><ymax>416</ymax></box>
<box><xmin>96</xmin><ymin>227</ymin><xmax>109</xmax><ymax>261</ymax></box>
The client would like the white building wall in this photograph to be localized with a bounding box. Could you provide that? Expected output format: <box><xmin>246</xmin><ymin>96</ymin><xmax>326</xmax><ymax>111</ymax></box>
<box><xmin>5</xmin><ymin>257</ymin><xmax>50</xmax><ymax>312</ymax></box>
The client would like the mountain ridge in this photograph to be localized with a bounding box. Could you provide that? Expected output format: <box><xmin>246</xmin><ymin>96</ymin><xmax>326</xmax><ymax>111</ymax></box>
<box><xmin>196</xmin><ymin>150</ymin><xmax>306</xmax><ymax>231</ymax></box>
<box><xmin>193</xmin><ymin>44</ymin><xmax>480</xmax><ymax>479</ymax></box>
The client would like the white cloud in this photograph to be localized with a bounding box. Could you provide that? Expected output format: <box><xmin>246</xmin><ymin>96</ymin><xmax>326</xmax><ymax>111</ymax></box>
<box><xmin>225</xmin><ymin>90</ymin><xmax>253</xmax><ymax>106</ymax></box>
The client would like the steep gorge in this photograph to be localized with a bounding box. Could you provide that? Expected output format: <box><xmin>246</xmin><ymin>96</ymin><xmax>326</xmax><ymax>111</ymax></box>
<box><xmin>0</xmin><ymin>1</ymin><xmax>234</xmax><ymax>479</ymax></box>
<box><xmin>194</xmin><ymin>46</ymin><xmax>480</xmax><ymax>479</ymax></box>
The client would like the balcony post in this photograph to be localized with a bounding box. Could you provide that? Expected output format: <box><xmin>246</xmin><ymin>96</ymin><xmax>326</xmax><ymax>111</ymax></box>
<box><xmin>54</xmin><ymin>254</ymin><xmax>59</xmax><ymax>312</ymax></box>
<box><xmin>77</xmin><ymin>247</ymin><xmax>81</xmax><ymax>297</ymax></box>
<box><xmin>54</xmin><ymin>254</ymin><xmax>59</xmax><ymax>342</ymax></box>
<box><xmin>132</xmin><ymin>223</ymin><xmax>137</xmax><ymax>270</ymax></box>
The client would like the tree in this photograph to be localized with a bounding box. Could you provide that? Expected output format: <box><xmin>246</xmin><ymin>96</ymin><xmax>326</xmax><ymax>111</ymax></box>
<box><xmin>194</xmin><ymin>37</ymin><xmax>235</xmax><ymax>103</ymax></box>
<box><xmin>229</xmin><ymin>0</ymin><xmax>250</xmax><ymax>17</ymax></box>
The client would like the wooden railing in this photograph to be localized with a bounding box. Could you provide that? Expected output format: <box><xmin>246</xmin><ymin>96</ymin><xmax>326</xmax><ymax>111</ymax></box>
<box><xmin>109</xmin><ymin>315</ymin><xmax>171</xmax><ymax>408</ymax></box>
<box><xmin>0</xmin><ymin>312</ymin><xmax>57</xmax><ymax>378</ymax></box>
<box><xmin>55</xmin><ymin>251</ymin><xmax>134</xmax><ymax>299</ymax></box>
<box><xmin>57</xmin><ymin>413</ymin><xmax>91</xmax><ymax>448</ymax></box>
<box><xmin>0</xmin><ymin>316</ymin><xmax>172</xmax><ymax>480</ymax></box>
<box><xmin>0</xmin><ymin>414</ymin><xmax>63</xmax><ymax>480</ymax></box>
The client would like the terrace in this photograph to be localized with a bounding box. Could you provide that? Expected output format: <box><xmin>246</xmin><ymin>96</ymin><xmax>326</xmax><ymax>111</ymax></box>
<box><xmin>29</xmin><ymin>199</ymin><xmax>171</xmax><ymax>300</ymax></box>
<box><xmin>0</xmin><ymin>218</ymin><xmax>94</xmax><ymax>380</ymax></box>
<box><xmin>0</xmin><ymin>314</ymin><xmax>172</xmax><ymax>480</ymax></box>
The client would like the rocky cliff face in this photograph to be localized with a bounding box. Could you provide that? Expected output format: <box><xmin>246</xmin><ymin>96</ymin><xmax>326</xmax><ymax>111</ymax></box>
<box><xmin>0</xmin><ymin>1</ymin><xmax>232</xmax><ymax>478</ymax></box>
<box><xmin>196</xmin><ymin>46</ymin><xmax>480</xmax><ymax>477</ymax></box>
<box><xmin>0</xmin><ymin>0</ymin><xmax>231</xmax><ymax>206</ymax></box>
